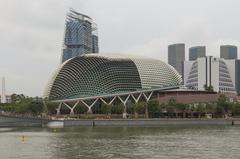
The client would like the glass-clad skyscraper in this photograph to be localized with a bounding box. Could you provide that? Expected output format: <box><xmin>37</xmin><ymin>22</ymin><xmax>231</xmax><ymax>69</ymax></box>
<box><xmin>168</xmin><ymin>43</ymin><xmax>185</xmax><ymax>80</ymax></box>
<box><xmin>189</xmin><ymin>46</ymin><xmax>206</xmax><ymax>61</ymax></box>
<box><xmin>61</xmin><ymin>9</ymin><xmax>99</xmax><ymax>63</ymax></box>
<box><xmin>220</xmin><ymin>45</ymin><xmax>238</xmax><ymax>60</ymax></box>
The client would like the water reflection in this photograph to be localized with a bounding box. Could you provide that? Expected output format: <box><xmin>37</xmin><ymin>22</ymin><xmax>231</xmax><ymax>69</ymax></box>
<box><xmin>0</xmin><ymin>126</ymin><xmax>240</xmax><ymax>159</ymax></box>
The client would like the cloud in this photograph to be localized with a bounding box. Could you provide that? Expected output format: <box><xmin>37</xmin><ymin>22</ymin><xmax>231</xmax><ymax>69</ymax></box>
<box><xmin>1</xmin><ymin>0</ymin><xmax>240</xmax><ymax>96</ymax></box>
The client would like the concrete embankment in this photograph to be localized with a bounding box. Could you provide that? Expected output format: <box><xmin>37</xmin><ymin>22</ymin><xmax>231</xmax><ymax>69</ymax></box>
<box><xmin>63</xmin><ymin>119</ymin><xmax>239</xmax><ymax>127</ymax></box>
<box><xmin>1</xmin><ymin>114</ymin><xmax>240</xmax><ymax>128</ymax></box>
<box><xmin>0</xmin><ymin>114</ymin><xmax>51</xmax><ymax>127</ymax></box>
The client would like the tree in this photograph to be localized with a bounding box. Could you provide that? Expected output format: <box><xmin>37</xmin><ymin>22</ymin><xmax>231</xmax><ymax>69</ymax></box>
<box><xmin>46</xmin><ymin>101</ymin><xmax>59</xmax><ymax>115</ymax></box>
<box><xmin>217</xmin><ymin>94</ymin><xmax>229</xmax><ymax>116</ymax></box>
<box><xmin>74</xmin><ymin>104</ymin><xmax>88</xmax><ymax>114</ymax></box>
<box><xmin>111</xmin><ymin>104</ymin><xmax>124</xmax><ymax>114</ymax></box>
<box><xmin>232</xmin><ymin>103</ymin><xmax>240</xmax><ymax>116</ymax></box>
<box><xmin>218</xmin><ymin>94</ymin><xmax>227</xmax><ymax>105</ymax></box>
<box><xmin>148</xmin><ymin>99</ymin><xmax>160</xmax><ymax>117</ymax></box>
<box><xmin>1</xmin><ymin>95</ymin><xmax>44</xmax><ymax>115</ymax></box>
<box><xmin>126</xmin><ymin>104</ymin><xmax>134</xmax><ymax>114</ymax></box>
<box><xmin>204</xmin><ymin>84</ymin><xmax>214</xmax><ymax>92</ymax></box>
<box><xmin>215</xmin><ymin>105</ymin><xmax>225</xmax><ymax>117</ymax></box>
<box><xmin>168</xmin><ymin>98</ymin><xmax>176</xmax><ymax>106</ymax></box>
<box><xmin>175</xmin><ymin>103</ymin><xmax>188</xmax><ymax>118</ymax></box>
<box><xmin>159</xmin><ymin>103</ymin><xmax>166</xmax><ymax>112</ymax></box>
<box><xmin>15</xmin><ymin>98</ymin><xmax>32</xmax><ymax>113</ymax></box>
<box><xmin>101</xmin><ymin>104</ymin><xmax>112</xmax><ymax>115</ymax></box>
<box><xmin>196</xmin><ymin>103</ymin><xmax>206</xmax><ymax>118</ymax></box>
<box><xmin>11</xmin><ymin>94</ymin><xmax>26</xmax><ymax>104</ymax></box>
<box><xmin>29</xmin><ymin>100</ymin><xmax>44</xmax><ymax>114</ymax></box>
<box><xmin>166</xmin><ymin>98</ymin><xmax>176</xmax><ymax>117</ymax></box>
<box><xmin>133</xmin><ymin>102</ymin><xmax>145</xmax><ymax>118</ymax></box>
<box><xmin>206</xmin><ymin>103</ymin><xmax>216</xmax><ymax>113</ymax></box>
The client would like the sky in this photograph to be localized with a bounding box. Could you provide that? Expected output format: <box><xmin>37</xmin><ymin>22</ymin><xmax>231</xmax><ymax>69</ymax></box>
<box><xmin>1</xmin><ymin>0</ymin><xmax>240</xmax><ymax>96</ymax></box>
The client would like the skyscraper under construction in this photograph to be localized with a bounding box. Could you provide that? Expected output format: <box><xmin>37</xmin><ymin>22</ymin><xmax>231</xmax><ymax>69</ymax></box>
<box><xmin>61</xmin><ymin>9</ymin><xmax>99</xmax><ymax>63</ymax></box>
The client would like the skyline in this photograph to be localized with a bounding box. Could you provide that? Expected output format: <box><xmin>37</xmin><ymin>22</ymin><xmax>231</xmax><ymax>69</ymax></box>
<box><xmin>1</xmin><ymin>0</ymin><xmax>240</xmax><ymax>96</ymax></box>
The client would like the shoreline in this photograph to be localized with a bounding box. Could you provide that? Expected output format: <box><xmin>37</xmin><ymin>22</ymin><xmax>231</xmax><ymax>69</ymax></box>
<box><xmin>63</xmin><ymin>118</ymin><xmax>239</xmax><ymax>127</ymax></box>
<box><xmin>1</xmin><ymin>114</ymin><xmax>240</xmax><ymax>127</ymax></box>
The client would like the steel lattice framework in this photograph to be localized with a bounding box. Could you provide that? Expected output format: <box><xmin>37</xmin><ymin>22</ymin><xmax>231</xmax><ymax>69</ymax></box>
<box><xmin>45</xmin><ymin>54</ymin><xmax>182</xmax><ymax>101</ymax></box>
<box><xmin>44</xmin><ymin>54</ymin><xmax>182</xmax><ymax>116</ymax></box>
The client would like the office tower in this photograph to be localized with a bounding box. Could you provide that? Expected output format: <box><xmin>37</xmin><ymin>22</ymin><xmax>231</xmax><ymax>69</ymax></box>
<box><xmin>61</xmin><ymin>9</ymin><xmax>99</xmax><ymax>63</ymax></box>
<box><xmin>189</xmin><ymin>46</ymin><xmax>206</xmax><ymax>61</ymax></box>
<box><xmin>168</xmin><ymin>43</ymin><xmax>185</xmax><ymax>79</ymax></box>
<box><xmin>220</xmin><ymin>45</ymin><xmax>238</xmax><ymax>60</ymax></box>
<box><xmin>235</xmin><ymin>60</ymin><xmax>240</xmax><ymax>95</ymax></box>
<box><xmin>92</xmin><ymin>34</ymin><xmax>99</xmax><ymax>53</ymax></box>
<box><xmin>184</xmin><ymin>57</ymin><xmax>236</xmax><ymax>94</ymax></box>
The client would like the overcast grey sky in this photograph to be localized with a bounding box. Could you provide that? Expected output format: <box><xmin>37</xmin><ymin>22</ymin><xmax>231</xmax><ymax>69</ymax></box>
<box><xmin>1</xmin><ymin>0</ymin><xmax>240</xmax><ymax>96</ymax></box>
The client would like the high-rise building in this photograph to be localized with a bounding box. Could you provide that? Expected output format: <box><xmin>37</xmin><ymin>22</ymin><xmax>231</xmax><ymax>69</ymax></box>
<box><xmin>92</xmin><ymin>34</ymin><xmax>99</xmax><ymax>53</ymax></box>
<box><xmin>189</xmin><ymin>46</ymin><xmax>206</xmax><ymax>61</ymax></box>
<box><xmin>168</xmin><ymin>43</ymin><xmax>185</xmax><ymax>79</ymax></box>
<box><xmin>220</xmin><ymin>45</ymin><xmax>238</xmax><ymax>60</ymax></box>
<box><xmin>61</xmin><ymin>9</ymin><xmax>99</xmax><ymax>63</ymax></box>
<box><xmin>235</xmin><ymin>60</ymin><xmax>240</xmax><ymax>95</ymax></box>
<box><xmin>184</xmin><ymin>56</ymin><xmax>236</xmax><ymax>94</ymax></box>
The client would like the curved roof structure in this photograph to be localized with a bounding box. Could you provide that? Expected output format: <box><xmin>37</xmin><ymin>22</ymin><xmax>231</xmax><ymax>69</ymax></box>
<box><xmin>44</xmin><ymin>54</ymin><xmax>182</xmax><ymax>101</ymax></box>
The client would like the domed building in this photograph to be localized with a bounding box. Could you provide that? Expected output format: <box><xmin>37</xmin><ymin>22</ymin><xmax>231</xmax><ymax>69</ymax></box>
<box><xmin>45</xmin><ymin>54</ymin><xmax>182</xmax><ymax>100</ymax></box>
<box><xmin>44</xmin><ymin>54</ymin><xmax>182</xmax><ymax>115</ymax></box>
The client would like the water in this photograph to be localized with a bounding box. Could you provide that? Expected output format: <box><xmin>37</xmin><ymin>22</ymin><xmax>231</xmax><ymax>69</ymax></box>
<box><xmin>0</xmin><ymin>126</ymin><xmax>240</xmax><ymax>159</ymax></box>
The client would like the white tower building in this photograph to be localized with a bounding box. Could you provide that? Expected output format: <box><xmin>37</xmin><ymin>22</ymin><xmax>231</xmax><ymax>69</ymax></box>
<box><xmin>1</xmin><ymin>77</ymin><xmax>7</xmax><ymax>103</ymax></box>
<box><xmin>184</xmin><ymin>56</ymin><xmax>236</xmax><ymax>94</ymax></box>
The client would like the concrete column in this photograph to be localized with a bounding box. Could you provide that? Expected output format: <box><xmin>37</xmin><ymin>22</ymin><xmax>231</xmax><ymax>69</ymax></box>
<box><xmin>87</xmin><ymin>108</ymin><xmax>93</xmax><ymax>114</ymax></box>
<box><xmin>143</xmin><ymin>92</ymin><xmax>153</xmax><ymax>119</ymax></box>
<box><xmin>56</xmin><ymin>103</ymin><xmax>62</xmax><ymax>115</ymax></box>
<box><xmin>109</xmin><ymin>96</ymin><xmax>116</xmax><ymax>105</ymax></box>
<box><xmin>131</xmin><ymin>93</ymin><xmax>142</xmax><ymax>103</ymax></box>
<box><xmin>131</xmin><ymin>93</ymin><xmax>142</xmax><ymax>119</ymax></box>
<box><xmin>118</xmin><ymin>95</ymin><xmax>130</xmax><ymax>119</ymax></box>
<box><xmin>63</xmin><ymin>103</ymin><xmax>73</xmax><ymax>115</ymax></box>
<box><xmin>143</xmin><ymin>91</ymin><xmax>153</xmax><ymax>102</ymax></box>
<box><xmin>70</xmin><ymin>109</ymin><xmax>74</xmax><ymax>115</ymax></box>
<box><xmin>100</xmin><ymin>96</ymin><xmax>116</xmax><ymax>105</ymax></box>
<box><xmin>81</xmin><ymin>98</ymin><xmax>98</xmax><ymax>114</ymax></box>
<box><xmin>123</xmin><ymin>103</ymin><xmax>127</xmax><ymax>119</ymax></box>
<box><xmin>100</xmin><ymin>98</ymin><xmax>108</xmax><ymax>105</ymax></box>
<box><xmin>63</xmin><ymin>101</ymin><xmax>79</xmax><ymax>115</ymax></box>
<box><xmin>57</xmin><ymin>109</ymin><xmax>60</xmax><ymax>115</ymax></box>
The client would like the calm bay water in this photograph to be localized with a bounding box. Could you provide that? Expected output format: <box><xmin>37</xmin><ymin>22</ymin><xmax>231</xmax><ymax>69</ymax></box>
<box><xmin>0</xmin><ymin>126</ymin><xmax>240</xmax><ymax>159</ymax></box>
